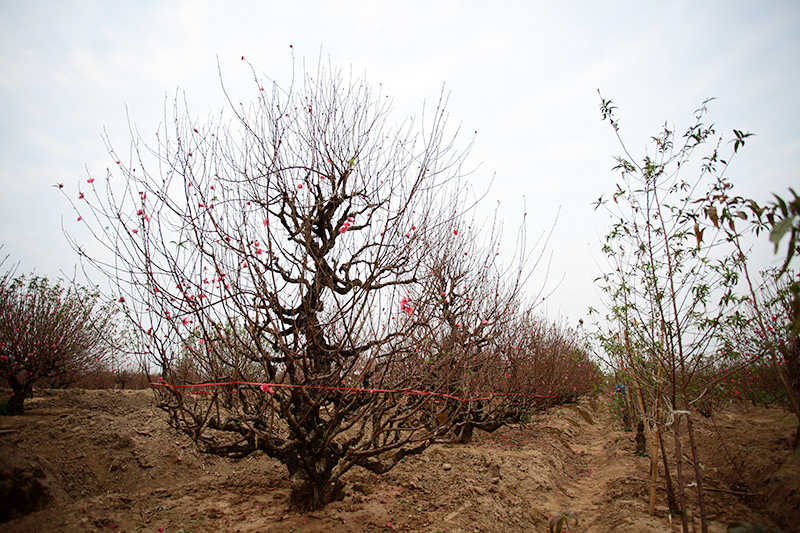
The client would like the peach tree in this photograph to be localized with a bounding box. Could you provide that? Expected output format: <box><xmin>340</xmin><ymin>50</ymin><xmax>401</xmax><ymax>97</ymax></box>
<box><xmin>0</xmin><ymin>267</ymin><xmax>117</xmax><ymax>414</ymax></box>
<box><xmin>64</xmin><ymin>61</ymin><xmax>506</xmax><ymax>511</ymax></box>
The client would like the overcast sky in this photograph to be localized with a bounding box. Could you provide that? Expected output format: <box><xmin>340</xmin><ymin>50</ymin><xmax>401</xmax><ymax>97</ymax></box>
<box><xmin>1</xmin><ymin>1</ymin><xmax>798</xmax><ymax>325</ymax></box>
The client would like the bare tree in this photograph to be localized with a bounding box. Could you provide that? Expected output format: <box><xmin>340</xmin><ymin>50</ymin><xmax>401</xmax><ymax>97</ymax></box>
<box><xmin>405</xmin><ymin>207</ymin><xmax>550</xmax><ymax>443</ymax></box>
<box><xmin>64</xmin><ymin>61</ymin><xmax>496</xmax><ymax>510</ymax></box>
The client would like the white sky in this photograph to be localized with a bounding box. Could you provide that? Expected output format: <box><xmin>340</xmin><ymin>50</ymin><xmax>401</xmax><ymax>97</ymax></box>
<box><xmin>1</xmin><ymin>1</ymin><xmax>798</xmax><ymax>326</ymax></box>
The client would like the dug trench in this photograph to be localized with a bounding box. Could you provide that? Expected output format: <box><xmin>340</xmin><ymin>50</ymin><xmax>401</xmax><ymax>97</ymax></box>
<box><xmin>0</xmin><ymin>389</ymin><xmax>797</xmax><ymax>532</ymax></box>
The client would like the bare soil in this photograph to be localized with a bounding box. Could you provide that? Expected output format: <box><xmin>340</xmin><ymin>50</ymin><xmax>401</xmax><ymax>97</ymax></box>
<box><xmin>0</xmin><ymin>389</ymin><xmax>797</xmax><ymax>532</ymax></box>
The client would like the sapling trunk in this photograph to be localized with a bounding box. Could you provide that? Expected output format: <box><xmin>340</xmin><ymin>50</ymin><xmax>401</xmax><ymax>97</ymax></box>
<box><xmin>673</xmin><ymin>414</ymin><xmax>689</xmax><ymax>533</ymax></box>
<box><xmin>658</xmin><ymin>427</ymin><xmax>679</xmax><ymax>515</ymax></box>
<box><xmin>649</xmin><ymin>426</ymin><xmax>659</xmax><ymax>516</ymax></box>
<box><xmin>630</xmin><ymin>373</ymin><xmax>659</xmax><ymax>516</ymax></box>
<box><xmin>683</xmin><ymin>407</ymin><xmax>708</xmax><ymax>533</ymax></box>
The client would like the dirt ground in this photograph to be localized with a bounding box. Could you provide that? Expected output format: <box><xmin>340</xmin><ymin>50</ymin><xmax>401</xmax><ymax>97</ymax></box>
<box><xmin>0</xmin><ymin>389</ymin><xmax>797</xmax><ymax>533</ymax></box>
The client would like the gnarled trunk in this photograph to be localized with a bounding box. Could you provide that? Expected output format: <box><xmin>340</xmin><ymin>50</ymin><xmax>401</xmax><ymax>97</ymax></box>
<box><xmin>453</xmin><ymin>422</ymin><xmax>474</xmax><ymax>444</ymax></box>
<box><xmin>6</xmin><ymin>378</ymin><xmax>31</xmax><ymax>415</ymax></box>
<box><xmin>286</xmin><ymin>461</ymin><xmax>344</xmax><ymax>512</ymax></box>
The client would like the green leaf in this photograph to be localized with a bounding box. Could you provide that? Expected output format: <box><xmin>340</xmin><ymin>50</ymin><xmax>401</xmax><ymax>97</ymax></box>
<box><xmin>773</xmin><ymin>194</ymin><xmax>789</xmax><ymax>216</ymax></box>
<box><xmin>549</xmin><ymin>515</ymin><xmax>564</xmax><ymax>533</ymax></box>
<box><xmin>770</xmin><ymin>215</ymin><xmax>796</xmax><ymax>251</ymax></box>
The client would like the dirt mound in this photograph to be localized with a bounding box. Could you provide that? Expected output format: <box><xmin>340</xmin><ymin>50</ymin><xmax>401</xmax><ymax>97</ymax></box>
<box><xmin>0</xmin><ymin>389</ymin><xmax>796</xmax><ymax>532</ymax></box>
<box><xmin>0</xmin><ymin>452</ymin><xmax>52</xmax><ymax>521</ymax></box>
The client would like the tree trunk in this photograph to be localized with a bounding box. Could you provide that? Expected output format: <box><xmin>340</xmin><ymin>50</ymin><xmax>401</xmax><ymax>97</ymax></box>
<box><xmin>648</xmin><ymin>426</ymin><xmax>660</xmax><ymax>516</ymax></box>
<box><xmin>455</xmin><ymin>423</ymin><xmax>474</xmax><ymax>444</ymax></box>
<box><xmin>635</xmin><ymin>420</ymin><xmax>647</xmax><ymax>456</ymax></box>
<box><xmin>286</xmin><ymin>463</ymin><xmax>344</xmax><ymax>512</ymax></box>
<box><xmin>673</xmin><ymin>416</ymin><xmax>689</xmax><ymax>533</ymax></box>
<box><xmin>684</xmin><ymin>411</ymin><xmax>709</xmax><ymax>533</ymax></box>
<box><xmin>658</xmin><ymin>427</ymin><xmax>680</xmax><ymax>515</ymax></box>
<box><xmin>6</xmin><ymin>380</ymin><xmax>31</xmax><ymax>415</ymax></box>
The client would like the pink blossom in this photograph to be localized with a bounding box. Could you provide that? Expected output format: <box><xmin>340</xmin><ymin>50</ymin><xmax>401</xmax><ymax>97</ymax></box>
<box><xmin>260</xmin><ymin>383</ymin><xmax>275</xmax><ymax>395</ymax></box>
<box><xmin>400</xmin><ymin>297</ymin><xmax>414</xmax><ymax>316</ymax></box>
<box><xmin>87</xmin><ymin>178</ymin><xmax>95</xmax><ymax>183</ymax></box>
